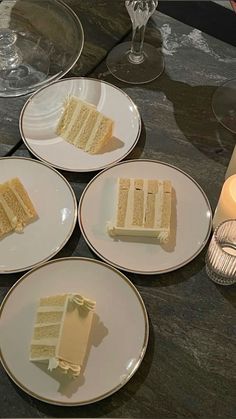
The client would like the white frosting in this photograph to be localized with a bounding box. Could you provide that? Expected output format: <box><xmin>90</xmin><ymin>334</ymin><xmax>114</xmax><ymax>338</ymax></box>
<box><xmin>48</xmin><ymin>357</ymin><xmax>59</xmax><ymax>371</ymax></box>
<box><xmin>155</xmin><ymin>182</ymin><xmax>164</xmax><ymax>229</ymax></box>
<box><xmin>0</xmin><ymin>181</ymin><xmax>34</xmax><ymax>233</ymax></box>
<box><xmin>60</xmin><ymin>96</ymin><xmax>99</xmax><ymax>148</ymax></box>
<box><xmin>108</xmin><ymin>223</ymin><xmax>169</xmax><ymax>241</ymax></box>
<box><xmin>70</xmin><ymin>294</ymin><xmax>96</xmax><ymax>311</ymax></box>
<box><xmin>84</xmin><ymin>113</ymin><xmax>103</xmax><ymax>151</ymax></box>
<box><xmin>157</xmin><ymin>231</ymin><xmax>169</xmax><ymax>243</ymax></box>
<box><xmin>31</xmin><ymin>338</ymin><xmax>58</xmax><ymax>346</ymax></box>
<box><xmin>73</xmin><ymin>106</ymin><xmax>92</xmax><ymax>146</ymax></box>
<box><xmin>48</xmin><ymin>357</ymin><xmax>81</xmax><ymax>377</ymax></box>
<box><xmin>9</xmin><ymin>184</ymin><xmax>33</xmax><ymax>218</ymax></box>
<box><xmin>63</xmin><ymin>99</ymin><xmax>82</xmax><ymax>139</ymax></box>
<box><xmin>37</xmin><ymin>305</ymin><xmax>65</xmax><ymax>313</ymax></box>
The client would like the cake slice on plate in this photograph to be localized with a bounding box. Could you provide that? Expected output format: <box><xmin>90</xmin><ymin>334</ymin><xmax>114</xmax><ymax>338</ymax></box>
<box><xmin>56</xmin><ymin>96</ymin><xmax>114</xmax><ymax>154</ymax></box>
<box><xmin>107</xmin><ymin>177</ymin><xmax>172</xmax><ymax>243</ymax></box>
<box><xmin>0</xmin><ymin>177</ymin><xmax>37</xmax><ymax>238</ymax></box>
<box><xmin>30</xmin><ymin>293</ymin><xmax>96</xmax><ymax>377</ymax></box>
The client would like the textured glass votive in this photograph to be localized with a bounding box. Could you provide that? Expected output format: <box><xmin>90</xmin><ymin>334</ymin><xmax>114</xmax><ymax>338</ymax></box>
<box><xmin>206</xmin><ymin>219</ymin><xmax>236</xmax><ymax>285</ymax></box>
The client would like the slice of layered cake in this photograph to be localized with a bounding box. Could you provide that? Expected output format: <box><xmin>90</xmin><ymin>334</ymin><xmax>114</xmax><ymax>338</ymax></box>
<box><xmin>56</xmin><ymin>96</ymin><xmax>114</xmax><ymax>154</ymax></box>
<box><xmin>0</xmin><ymin>177</ymin><xmax>37</xmax><ymax>239</ymax></box>
<box><xmin>30</xmin><ymin>293</ymin><xmax>96</xmax><ymax>377</ymax></box>
<box><xmin>107</xmin><ymin>178</ymin><xmax>172</xmax><ymax>243</ymax></box>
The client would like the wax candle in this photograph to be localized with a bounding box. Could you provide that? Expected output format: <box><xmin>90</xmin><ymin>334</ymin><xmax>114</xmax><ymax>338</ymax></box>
<box><xmin>225</xmin><ymin>145</ymin><xmax>236</xmax><ymax>179</ymax></box>
<box><xmin>213</xmin><ymin>175</ymin><xmax>236</xmax><ymax>229</ymax></box>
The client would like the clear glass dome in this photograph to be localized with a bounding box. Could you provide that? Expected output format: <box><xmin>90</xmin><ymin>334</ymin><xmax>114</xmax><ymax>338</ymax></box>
<box><xmin>0</xmin><ymin>0</ymin><xmax>84</xmax><ymax>97</ymax></box>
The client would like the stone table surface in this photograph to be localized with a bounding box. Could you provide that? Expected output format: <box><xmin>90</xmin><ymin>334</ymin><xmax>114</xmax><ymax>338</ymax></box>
<box><xmin>0</xmin><ymin>1</ymin><xmax>236</xmax><ymax>418</ymax></box>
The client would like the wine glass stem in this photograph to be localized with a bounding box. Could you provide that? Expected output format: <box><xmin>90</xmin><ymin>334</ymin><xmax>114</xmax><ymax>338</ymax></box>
<box><xmin>0</xmin><ymin>29</ymin><xmax>22</xmax><ymax>70</ymax></box>
<box><xmin>129</xmin><ymin>24</ymin><xmax>146</xmax><ymax>64</ymax></box>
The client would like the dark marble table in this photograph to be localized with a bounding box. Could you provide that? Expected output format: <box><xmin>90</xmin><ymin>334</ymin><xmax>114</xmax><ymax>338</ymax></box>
<box><xmin>1</xmin><ymin>1</ymin><xmax>236</xmax><ymax>418</ymax></box>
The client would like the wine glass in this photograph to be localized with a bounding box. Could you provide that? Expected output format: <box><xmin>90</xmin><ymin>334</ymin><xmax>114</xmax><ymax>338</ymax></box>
<box><xmin>211</xmin><ymin>1</ymin><xmax>236</xmax><ymax>134</ymax></box>
<box><xmin>106</xmin><ymin>0</ymin><xmax>164</xmax><ymax>84</ymax></box>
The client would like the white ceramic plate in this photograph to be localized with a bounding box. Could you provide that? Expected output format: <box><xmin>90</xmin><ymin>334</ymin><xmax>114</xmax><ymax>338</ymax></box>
<box><xmin>0</xmin><ymin>157</ymin><xmax>77</xmax><ymax>273</ymax></box>
<box><xmin>78</xmin><ymin>159</ymin><xmax>212</xmax><ymax>274</ymax></box>
<box><xmin>0</xmin><ymin>257</ymin><xmax>149</xmax><ymax>405</ymax></box>
<box><xmin>19</xmin><ymin>77</ymin><xmax>141</xmax><ymax>172</ymax></box>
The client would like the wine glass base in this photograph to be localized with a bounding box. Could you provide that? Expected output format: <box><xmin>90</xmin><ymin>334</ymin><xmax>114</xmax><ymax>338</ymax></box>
<box><xmin>106</xmin><ymin>41</ymin><xmax>164</xmax><ymax>84</ymax></box>
<box><xmin>212</xmin><ymin>79</ymin><xmax>236</xmax><ymax>134</ymax></box>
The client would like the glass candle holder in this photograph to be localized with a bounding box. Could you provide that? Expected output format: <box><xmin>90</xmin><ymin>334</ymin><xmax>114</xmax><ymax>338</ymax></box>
<box><xmin>206</xmin><ymin>219</ymin><xmax>236</xmax><ymax>286</ymax></box>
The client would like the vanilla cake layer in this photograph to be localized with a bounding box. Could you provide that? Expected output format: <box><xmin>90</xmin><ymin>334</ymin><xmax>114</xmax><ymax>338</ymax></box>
<box><xmin>108</xmin><ymin>178</ymin><xmax>172</xmax><ymax>243</ymax></box>
<box><xmin>30</xmin><ymin>293</ymin><xmax>96</xmax><ymax>377</ymax></box>
<box><xmin>56</xmin><ymin>96</ymin><xmax>114</xmax><ymax>154</ymax></box>
<box><xmin>0</xmin><ymin>177</ymin><xmax>37</xmax><ymax>239</ymax></box>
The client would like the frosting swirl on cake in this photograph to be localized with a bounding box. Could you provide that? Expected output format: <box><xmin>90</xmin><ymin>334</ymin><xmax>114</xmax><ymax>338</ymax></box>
<box><xmin>70</xmin><ymin>294</ymin><xmax>96</xmax><ymax>311</ymax></box>
<box><xmin>48</xmin><ymin>357</ymin><xmax>81</xmax><ymax>377</ymax></box>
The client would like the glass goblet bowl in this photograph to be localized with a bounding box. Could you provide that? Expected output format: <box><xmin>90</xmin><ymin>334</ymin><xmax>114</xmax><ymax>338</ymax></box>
<box><xmin>0</xmin><ymin>0</ymin><xmax>84</xmax><ymax>97</ymax></box>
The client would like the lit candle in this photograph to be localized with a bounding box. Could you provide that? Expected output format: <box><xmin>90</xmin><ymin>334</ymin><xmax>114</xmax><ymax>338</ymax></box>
<box><xmin>213</xmin><ymin>175</ymin><xmax>236</xmax><ymax>229</ymax></box>
<box><xmin>225</xmin><ymin>145</ymin><xmax>236</xmax><ymax>179</ymax></box>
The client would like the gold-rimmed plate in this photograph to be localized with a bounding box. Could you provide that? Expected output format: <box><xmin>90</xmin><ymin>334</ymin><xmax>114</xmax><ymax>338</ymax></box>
<box><xmin>0</xmin><ymin>257</ymin><xmax>149</xmax><ymax>405</ymax></box>
<box><xmin>78</xmin><ymin>159</ymin><xmax>212</xmax><ymax>274</ymax></box>
<box><xmin>0</xmin><ymin>157</ymin><xmax>77</xmax><ymax>273</ymax></box>
<box><xmin>19</xmin><ymin>77</ymin><xmax>141</xmax><ymax>172</ymax></box>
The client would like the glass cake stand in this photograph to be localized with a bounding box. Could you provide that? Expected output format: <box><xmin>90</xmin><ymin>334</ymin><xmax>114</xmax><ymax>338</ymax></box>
<box><xmin>0</xmin><ymin>0</ymin><xmax>84</xmax><ymax>97</ymax></box>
